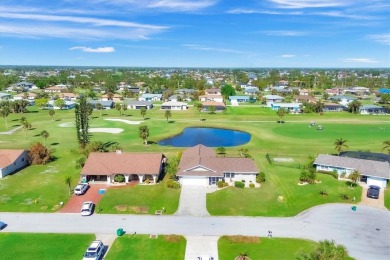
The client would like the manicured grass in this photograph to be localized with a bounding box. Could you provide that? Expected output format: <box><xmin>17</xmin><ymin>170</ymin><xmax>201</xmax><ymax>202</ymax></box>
<box><xmin>105</xmin><ymin>234</ymin><xmax>186</xmax><ymax>260</ymax></box>
<box><xmin>0</xmin><ymin>233</ymin><xmax>94</xmax><ymax>259</ymax></box>
<box><xmin>97</xmin><ymin>180</ymin><xmax>180</xmax><ymax>214</ymax></box>
<box><xmin>0</xmin><ymin>105</ymin><xmax>386</xmax><ymax>214</ymax></box>
<box><xmin>207</xmin><ymin>167</ymin><xmax>362</xmax><ymax>216</ymax></box>
<box><xmin>385</xmin><ymin>187</ymin><xmax>390</xmax><ymax>210</ymax></box>
<box><xmin>218</xmin><ymin>236</ymin><xmax>317</xmax><ymax>260</ymax></box>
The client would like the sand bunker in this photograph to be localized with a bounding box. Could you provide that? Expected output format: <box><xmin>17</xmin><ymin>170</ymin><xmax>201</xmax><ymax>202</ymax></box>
<box><xmin>89</xmin><ymin>128</ymin><xmax>124</xmax><ymax>134</ymax></box>
<box><xmin>105</xmin><ymin>118</ymin><xmax>143</xmax><ymax>125</ymax></box>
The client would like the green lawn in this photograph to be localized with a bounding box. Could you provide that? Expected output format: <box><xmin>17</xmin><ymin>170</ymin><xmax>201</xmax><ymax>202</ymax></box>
<box><xmin>218</xmin><ymin>236</ymin><xmax>317</xmax><ymax>260</ymax></box>
<box><xmin>0</xmin><ymin>233</ymin><xmax>94</xmax><ymax>259</ymax></box>
<box><xmin>0</xmin><ymin>105</ymin><xmax>387</xmax><ymax>214</ymax></box>
<box><xmin>207</xmin><ymin>167</ymin><xmax>362</xmax><ymax>216</ymax></box>
<box><xmin>97</xmin><ymin>180</ymin><xmax>180</xmax><ymax>214</ymax></box>
<box><xmin>105</xmin><ymin>234</ymin><xmax>186</xmax><ymax>260</ymax></box>
<box><xmin>385</xmin><ymin>188</ymin><xmax>390</xmax><ymax>210</ymax></box>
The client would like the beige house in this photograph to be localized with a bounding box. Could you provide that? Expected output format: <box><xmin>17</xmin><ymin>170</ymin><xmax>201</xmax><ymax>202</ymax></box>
<box><xmin>80</xmin><ymin>151</ymin><xmax>165</xmax><ymax>184</ymax></box>
<box><xmin>0</xmin><ymin>149</ymin><xmax>29</xmax><ymax>178</ymax></box>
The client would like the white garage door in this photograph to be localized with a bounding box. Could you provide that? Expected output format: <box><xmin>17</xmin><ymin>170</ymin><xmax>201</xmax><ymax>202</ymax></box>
<box><xmin>181</xmin><ymin>177</ymin><xmax>208</xmax><ymax>186</ymax></box>
<box><xmin>367</xmin><ymin>177</ymin><xmax>387</xmax><ymax>188</ymax></box>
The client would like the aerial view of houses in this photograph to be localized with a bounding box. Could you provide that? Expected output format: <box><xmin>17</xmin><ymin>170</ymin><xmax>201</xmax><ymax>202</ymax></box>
<box><xmin>0</xmin><ymin>0</ymin><xmax>389</xmax><ymax>260</ymax></box>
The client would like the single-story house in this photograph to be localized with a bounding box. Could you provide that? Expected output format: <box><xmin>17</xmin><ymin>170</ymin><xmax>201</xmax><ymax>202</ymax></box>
<box><xmin>176</xmin><ymin>88</ymin><xmax>196</xmax><ymax>95</ymax></box>
<box><xmin>299</xmin><ymin>89</ymin><xmax>310</xmax><ymax>96</ymax></box>
<box><xmin>177</xmin><ymin>145</ymin><xmax>259</xmax><ymax>186</ymax></box>
<box><xmin>87</xmin><ymin>100</ymin><xmax>114</xmax><ymax>110</ymax></box>
<box><xmin>13</xmin><ymin>92</ymin><xmax>38</xmax><ymax>100</ymax></box>
<box><xmin>44</xmin><ymin>86</ymin><xmax>68</xmax><ymax>93</ymax></box>
<box><xmin>80</xmin><ymin>151</ymin><xmax>165</xmax><ymax>184</ymax></box>
<box><xmin>138</xmin><ymin>93</ymin><xmax>162</xmax><ymax>101</ymax></box>
<box><xmin>205</xmin><ymin>88</ymin><xmax>221</xmax><ymax>95</ymax></box>
<box><xmin>323</xmin><ymin>103</ymin><xmax>345</xmax><ymax>112</ymax></box>
<box><xmin>314</xmin><ymin>154</ymin><xmax>390</xmax><ymax>188</ymax></box>
<box><xmin>271</xmin><ymin>103</ymin><xmax>302</xmax><ymax>113</ymax></box>
<box><xmin>325</xmin><ymin>88</ymin><xmax>343</xmax><ymax>96</ymax></box>
<box><xmin>0</xmin><ymin>92</ymin><xmax>12</xmax><ymax>100</ymax></box>
<box><xmin>229</xmin><ymin>96</ymin><xmax>251</xmax><ymax>103</ymax></box>
<box><xmin>263</xmin><ymin>95</ymin><xmax>284</xmax><ymax>107</ymax></box>
<box><xmin>124</xmin><ymin>100</ymin><xmax>153</xmax><ymax>110</ymax></box>
<box><xmin>329</xmin><ymin>95</ymin><xmax>356</xmax><ymax>106</ymax></box>
<box><xmin>294</xmin><ymin>95</ymin><xmax>316</xmax><ymax>103</ymax></box>
<box><xmin>45</xmin><ymin>100</ymin><xmax>76</xmax><ymax>110</ymax></box>
<box><xmin>59</xmin><ymin>92</ymin><xmax>77</xmax><ymax>101</ymax></box>
<box><xmin>244</xmin><ymin>88</ymin><xmax>259</xmax><ymax>95</ymax></box>
<box><xmin>199</xmin><ymin>94</ymin><xmax>224</xmax><ymax>103</ymax></box>
<box><xmin>161</xmin><ymin>101</ymin><xmax>188</xmax><ymax>110</ymax></box>
<box><xmin>201</xmin><ymin>101</ymin><xmax>226</xmax><ymax>112</ymax></box>
<box><xmin>168</xmin><ymin>94</ymin><xmax>190</xmax><ymax>102</ymax></box>
<box><xmin>11</xmin><ymin>81</ymin><xmax>37</xmax><ymax>91</ymax></box>
<box><xmin>359</xmin><ymin>105</ymin><xmax>387</xmax><ymax>115</ymax></box>
<box><xmin>101</xmin><ymin>94</ymin><xmax>122</xmax><ymax>102</ymax></box>
<box><xmin>0</xmin><ymin>149</ymin><xmax>29</xmax><ymax>178</ymax></box>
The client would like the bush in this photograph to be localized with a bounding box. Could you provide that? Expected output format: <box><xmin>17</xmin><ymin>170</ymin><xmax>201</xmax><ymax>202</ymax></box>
<box><xmin>317</xmin><ymin>170</ymin><xmax>338</xmax><ymax>179</ymax></box>
<box><xmin>166</xmin><ymin>179</ymin><xmax>180</xmax><ymax>189</ymax></box>
<box><xmin>223</xmin><ymin>182</ymin><xmax>229</xmax><ymax>187</ymax></box>
<box><xmin>234</xmin><ymin>181</ymin><xmax>245</xmax><ymax>188</ymax></box>
<box><xmin>319</xmin><ymin>190</ymin><xmax>328</xmax><ymax>196</ymax></box>
<box><xmin>340</xmin><ymin>194</ymin><xmax>349</xmax><ymax>200</ymax></box>
<box><xmin>256</xmin><ymin>172</ymin><xmax>266</xmax><ymax>183</ymax></box>
<box><xmin>217</xmin><ymin>180</ymin><xmax>224</xmax><ymax>188</ymax></box>
<box><xmin>114</xmin><ymin>174</ymin><xmax>125</xmax><ymax>183</ymax></box>
<box><xmin>28</xmin><ymin>142</ymin><xmax>51</xmax><ymax>165</ymax></box>
<box><xmin>249</xmin><ymin>183</ymin><xmax>255</xmax><ymax>188</ymax></box>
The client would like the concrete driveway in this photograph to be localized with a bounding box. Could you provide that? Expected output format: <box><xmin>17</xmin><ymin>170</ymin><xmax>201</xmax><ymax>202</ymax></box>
<box><xmin>185</xmin><ymin>236</ymin><xmax>219</xmax><ymax>260</ymax></box>
<box><xmin>358</xmin><ymin>183</ymin><xmax>386</xmax><ymax>210</ymax></box>
<box><xmin>176</xmin><ymin>184</ymin><xmax>209</xmax><ymax>216</ymax></box>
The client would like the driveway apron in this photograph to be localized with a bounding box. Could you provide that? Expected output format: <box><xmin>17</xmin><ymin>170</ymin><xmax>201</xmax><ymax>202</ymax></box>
<box><xmin>185</xmin><ymin>236</ymin><xmax>219</xmax><ymax>260</ymax></box>
<box><xmin>176</xmin><ymin>184</ymin><xmax>209</xmax><ymax>216</ymax></box>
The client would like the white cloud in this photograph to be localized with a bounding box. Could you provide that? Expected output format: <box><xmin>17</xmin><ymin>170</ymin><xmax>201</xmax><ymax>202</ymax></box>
<box><xmin>315</xmin><ymin>11</ymin><xmax>377</xmax><ymax>20</ymax></box>
<box><xmin>367</xmin><ymin>34</ymin><xmax>390</xmax><ymax>45</ymax></box>
<box><xmin>268</xmin><ymin>0</ymin><xmax>352</xmax><ymax>9</ymax></box>
<box><xmin>147</xmin><ymin>0</ymin><xmax>217</xmax><ymax>11</ymax></box>
<box><xmin>182</xmin><ymin>44</ymin><xmax>245</xmax><ymax>54</ymax></box>
<box><xmin>343</xmin><ymin>58</ymin><xmax>378</xmax><ymax>63</ymax></box>
<box><xmin>280</xmin><ymin>54</ymin><xmax>296</xmax><ymax>58</ymax></box>
<box><xmin>227</xmin><ymin>8</ymin><xmax>302</xmax><ymax>15</ymax></box>
<box><xmin>262</xmin><ymin>30</ymin><xmax>308</xmax><ymax>36</ymax></box>
<box><xmin>70</xmin><ymin>46</ymin><xmax>115</xmax><ymax>53</ymax></box>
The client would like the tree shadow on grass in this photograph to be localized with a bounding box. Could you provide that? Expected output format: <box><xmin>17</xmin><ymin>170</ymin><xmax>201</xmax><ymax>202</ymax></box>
<box><xmin>144</xmin><ymin>117</ymin><xmax>151</xmax><ymax>120</ymax></box>
<box><xmin>147</xmin><ymin>141</ymin><xmax>156</xmax><ymax>145</ymax></box>
<box><xmin>50</xmin><ymin>142</ymin><xmax>60</xmax><ymax>146</ymax></box>
<box><xmin>168</xmin><ymin>120</ymin><xmax>175</xmax><ymax>123</ymax></box>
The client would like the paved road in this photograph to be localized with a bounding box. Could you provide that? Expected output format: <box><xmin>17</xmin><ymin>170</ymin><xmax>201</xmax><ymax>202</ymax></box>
<box><xmin>1</xmin><ymin>204</ymin><xmax>389</xmax><ymax>260</ymax></box>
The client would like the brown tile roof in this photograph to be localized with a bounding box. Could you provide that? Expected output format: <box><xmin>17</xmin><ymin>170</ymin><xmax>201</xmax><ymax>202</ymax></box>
<box><xmin>314</xmin><ymin>154</ymin><xmax>390</xmax><ymax>179</ymax></box>
<box><xmin>0</xmin><ymin>149</ymin><xmax>27</xmax><ymax>168</ymax></box>
<box><xmin>177</xmin><ymin>145</ymin><xmax>258</xmax><ymax>177</ymax></box>
<box><xmin>81</xmin><ymin>152</ymin><xmax>163</xmax><ymax>176</ymax></box>
<box><xmin>201</xmin><ymin>101</ymin><xmax>226</xmax><ymax>107</ymax></box>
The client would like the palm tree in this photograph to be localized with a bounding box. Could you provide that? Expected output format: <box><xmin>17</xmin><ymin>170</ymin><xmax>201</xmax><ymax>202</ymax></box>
<box><xmin>140</xmin><ymin>107</ymin><xmax>147</xmax><ymax>119</ymax></box>
<box><xmin>276</xmin><ymin>107</ymin><xmax>287</xmax><ymax>122</ymax></box>
<box><xmin>349</xmin><ymin>170</ymin><xmax>361</xmax><ymax>188</ymax></box>
<box><xmin>297</xmin><ymin>240</ymin><xmax>349</xmax><ymax>260</ymax></box>
<box><xmin>165</xmin><ymin>110</ymin><xmax>172</xmax><ymax>122</ymax></box>
<box><xmin>382</xmin><ymin>140</ymin><xmax>390</xmax><ymax>155</ymax></box>
<box><xmin>96</xmin><ymin>103</ymin><xmax>103</xmax><ymax>117</ymax></box>
<box><xmin>65</xmin><ymin>176</ymin><xmax>72</xmax><ymax>196</ymax></box>
<box><xmin>49</xmin><ymin>109</ymin><xmax>55</xmax><ymax>121</ymax></box>
<box><xmin>195</xmin><ymin>102</ymin><xmax>203</xmax><ymax>120</ymax></box>
<box><xmin>115</xmin><ymin>103</ymin><xmax>122</xmax><ymax>116</ymax></box>
<box><xmin>40</xmin><ymin>130</ymin><xmax>49</xmax><ymax>146</ymax></box>
<box><xmin>0</xmin><ymin>106</ymin><xmax>11</xmax><ymax>128</ymax></box>
<box><xmin>122</xmin><ymin>104</ymin><xmax>128</xmax><ymax>116</ymax></box>
<box><xmin>216</xmin><ymin>146</ymin><xmax>226</xmax><ymax>157</ymax></box>
<box><xmin>334</xmin><ymin>138</ymin><xmax>348</xmax><ymax>153</ymax></box>
<box><xmin>22</xmin><ymin>120</ymin><xmax>31</xmax><ymax>138</ymax></box>
<box><xmin>139</xmin><ymin>125</ymin><xmax>149</xmax><ymax>145</ymax></box>
<box><xmin>348</xmin><ymin>100</ymin><xmax>362</xmax><ymax>114</ymax></box>
<box><xmin>236</xmin><ymin>252</ymin><xmax>250</xmax><ymax>260</ymax></box>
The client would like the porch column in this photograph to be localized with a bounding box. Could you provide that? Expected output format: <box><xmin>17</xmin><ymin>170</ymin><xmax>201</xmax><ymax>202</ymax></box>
<box><xmin>153</xmin><ymin>175</ymin><xmax>157</xmax><ymax>184</ymax></box>
<box><xmin>125</xmin><ymin>175</ymin><xmax>129</xmax><ymax>183</ymax></box>
<box><xmin>107</xmin><ymin>175</ymin><xmax>111</xmax><ymax>185</ymax></box>
<box><xmin>139</xmin><ymin>175</ymin><xmax>144</xmax><ymax>184</ymax></box>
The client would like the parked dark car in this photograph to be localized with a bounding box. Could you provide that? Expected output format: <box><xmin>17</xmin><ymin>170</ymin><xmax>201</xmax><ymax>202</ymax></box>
<box><xmin>367</xmin><ymin>185</ymin><xmax>380</xmax><ymax>199</ymax></box>
<box><xmin>0</xmin><ymin>221</ymin><xmax>6</xmax><ymax>230</ymax></box>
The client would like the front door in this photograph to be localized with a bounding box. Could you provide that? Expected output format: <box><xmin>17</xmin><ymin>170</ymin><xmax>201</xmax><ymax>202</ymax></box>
<box><xmin>209</xmin><ymin>177</ymin><xmax>217</xmax><ymax>185</ymax></box>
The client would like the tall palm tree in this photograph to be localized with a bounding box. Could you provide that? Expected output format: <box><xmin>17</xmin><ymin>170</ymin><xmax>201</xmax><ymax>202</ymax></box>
<box><xmin>22</xmin><ymin>120</ymin><xmax>31</xmax><ymax>138</ymax></box>
<box><xmin>49</xmin><ymin>109</ymin><xmax>55</xmax><ymax>121</ymax></box>
<box><xmin>40</xmin><ymin>130</ymin><xmax>49</xmax><ymax>146</ymax></box>
<box><xmin>96</xmin><ymin>103</ymin><xmax>103</xmax><ymax>117</ymax></box>
<box><xmin>382</xmin><ymin>140</ymin><xmax>390</xmax><ymax>155</ymax></box>
<box><xmin>165</xmin><ymin>110</ymin><xmax>172</xmax><ymax>122</ymax></box>
<box><xmin>65</xmin><ymin>176</ymin><xmax>72</xmax><ymax>196</ymax></box>
<box><xmin>334</xmin><ymin>138</ymin><xmax>348</xmax><ymax>153</ymax></box>
<box><xmin>140</xmin><ymin>107</ymin><xmax>147</xmax><ymax>119</ymax></box>
<box><xmin>138</xmin><ymin>125</ymin><xmax>149</xmax><ymax>145</ymax></box>
<box><xmin>0</xmin><ymin>106</ymin><xmax>11</xmax><ymax>128</ymax></box>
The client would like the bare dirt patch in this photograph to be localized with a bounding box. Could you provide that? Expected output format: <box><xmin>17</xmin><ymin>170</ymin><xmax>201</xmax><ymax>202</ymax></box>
<box><xmin>128</xmin><ymin>206</ymin><xmax>149</xmax><ymax>214</ymax></box>
<box><xmin>115</xmin><ymin>205</ymin><xmax>128</xmax><ymax>212</ymax></box>
<box><xmin>223</xmin><ymin>235</ymin><xmax>260</xmax><ymax>243</ymax></box>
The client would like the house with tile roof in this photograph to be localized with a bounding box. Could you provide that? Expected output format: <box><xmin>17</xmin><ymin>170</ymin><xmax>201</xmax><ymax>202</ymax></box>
<box><xmin>0</xmin><ymin>149</ymin><xmax>29</xmax><ymax>178</ymax></box>
<box><xmin>313</xmin><ymin>154</ymin><xmax>390</xmax><ymax>188</ymax></box>
<box><xmin>80</xmin><ymin>151</ymin><xmax>165</xmax><ymax>184</ymax></box>
<box><xmin>177</xmin><ymin>145</ymin><xmax>259</xmax><ymax>186</ymax></box>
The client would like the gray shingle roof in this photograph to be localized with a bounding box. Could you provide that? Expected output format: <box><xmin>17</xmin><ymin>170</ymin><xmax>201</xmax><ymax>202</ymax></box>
<box><xmin>314</xmin><ymin>154</ymin><xmax>390</xmax><ymax>179</ymax></box>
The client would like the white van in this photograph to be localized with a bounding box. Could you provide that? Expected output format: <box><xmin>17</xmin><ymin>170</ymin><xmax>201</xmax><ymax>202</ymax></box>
<box><xmin>83</xmin><ymin>240</ymin><xmax>104</xmax><ymax>260</ymax></box>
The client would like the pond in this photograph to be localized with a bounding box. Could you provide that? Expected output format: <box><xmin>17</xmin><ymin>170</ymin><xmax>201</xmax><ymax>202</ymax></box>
<box><xmin>158</xmin><ymin>127</ymin><xmax>251</xmax><ymax>147</ymax></box>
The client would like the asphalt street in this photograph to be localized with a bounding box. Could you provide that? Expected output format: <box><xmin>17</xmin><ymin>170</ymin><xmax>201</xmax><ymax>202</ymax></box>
<box><xmin>1</xmin><ymin>203</ymin><xmax>389</xmax><ymax>260</ymax></box>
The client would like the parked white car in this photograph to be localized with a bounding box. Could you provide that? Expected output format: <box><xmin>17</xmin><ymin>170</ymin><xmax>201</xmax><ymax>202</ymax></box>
<box><xmin>83</xmin><ymin>240</ymin><xmax>104</xmax><ymax>260</ymax></box>
<box><xmin>81</xmin><ymin>201</ymin><xmax>94</xmax><ymax>216</ymax></box>
<box><xmin>74</xmin><ymin>183</ymin><xmax>89</xmax><ymax>195</ymax></box>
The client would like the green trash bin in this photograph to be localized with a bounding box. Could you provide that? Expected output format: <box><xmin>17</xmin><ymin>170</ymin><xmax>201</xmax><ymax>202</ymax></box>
<box><xmin>351</xmin><ymin>206</ymin><xmax>357</xmax><ymax>211</ymax></box>
<box><xmin>117</xmin><ymin>228</ymin><xmax>124</xmax><ymax>236</ymax></box>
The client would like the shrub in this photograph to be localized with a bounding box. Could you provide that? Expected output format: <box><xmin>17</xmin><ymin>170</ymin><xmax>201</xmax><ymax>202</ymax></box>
<box><xmin>28</xmin><ymin>142</ymin><xmax>51</xmax><ymax>165</ymax></box>
<box><xmin>114</xmin><ymin>174</ymin><xmax>125</xmax><ymax>183</ymax></box>
<box><xmin>340</xmin><ymin>194</ymin><xmax>349</xmax><ymax>200</ymax></box>
<box><xmin>223</xmin><ymin>182</ymin><xmax>229</xmax><ymax>187</ymax></box>
<box><xmin>166</xmin><ymin>179</ymin><xmax>180</xmax><ymax>189</ymax></box>
<box><xmin>317</xmin><ymin>170</ymin><xmax>338</xmax><ymax>179</ymax></box>
<box><xmin>319</xmin><ymin>190</ymin><xmax>328</xmax><ymax>196</ymax></box>
<box><xmin>217</xmin><ymin>180</ymin><xmax>224</xmax><ymax>188</ymax></box>
<box><xmin>249</xmin><ymin>183</ymin><xmax>255</xmax><ymax>188</ymax></box>
<box><xmin>299</xmin><ymin>170</ymin><xmax>309</xmax><ymax>182</ymax></box>
<box><xmin>256</xmin><ymin>172</ymin><xmax>266</xmax><ymax>183</ymax></box>
<box><xmin>235</xmin><ymin>181</ymin><xmax>245</xmax><ymax>188</ymax></box>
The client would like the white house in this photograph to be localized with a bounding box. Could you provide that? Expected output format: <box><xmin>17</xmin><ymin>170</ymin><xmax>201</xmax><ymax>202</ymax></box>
<box><xmin>0</xmin><ymin>149</ymin><xmax>29</xmax><ymax>178</ymax></box>
<box><xmin>124</xmin><ymin>100</ymin><xmax>153</xmax><ymax>110</ymax></box>
<box><xmin>199</xmin><ymin>94</ymin><xmax>223</xmax><ymax>103</ymax></box>
<box><xmin>271</xmin><ymin>103</ymin><xmax>302</xmax><ymax>113</ymax></box>
<box><xmin>229</xmin><ymin>96</ymin><xmax>251</xmax><ymax>103</ymax></box>
<box><xmin>45</xmin><ymin>100</ymin><xmax>76</xmax><ymax>110</ymax></box>
<box><xmin>177</xmin><ymin>145</ymin><xmax>259</xmax><ymax>186</ymax></box>
<box><xmin>0</xmin><ymin>93</ymin><xmax>12</xmax><ymax>100</ymax></box>
<box><xmin>138</xmin><ymin>94</ymin><xmax>163</xmax><ymax>101</ymax></box>
<box><xmin>314</xmin><ymin>154</ymin><xmax>390</xmax><ymax>188</ymax></box>
<box><xmin>359</xmin><ymin>105</ymin><xmax>386</xmax><ymax>115</ymax></box>
<box><xmin>161</xmin><ymin>101</ymin><xmax>188</xmax><ymax>110</ymax></box>
<box><xmin>263</xmin><ymin>95</ymin><xmax>284</xmax><ymax>107</ymax></box>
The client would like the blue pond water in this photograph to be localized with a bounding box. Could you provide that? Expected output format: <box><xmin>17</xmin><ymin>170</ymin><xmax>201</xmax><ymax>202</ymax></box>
<box><xmin>158</xmin><ymin>127</ymin><xmax>251</xmax><ymax>147</ymax></box>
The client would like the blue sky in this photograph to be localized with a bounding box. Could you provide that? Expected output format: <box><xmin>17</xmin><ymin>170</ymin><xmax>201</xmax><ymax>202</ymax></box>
<box><xmin>0</xmin><ymin>0</ymin><xmax>389</xmax><ymax>68</ymax></box>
